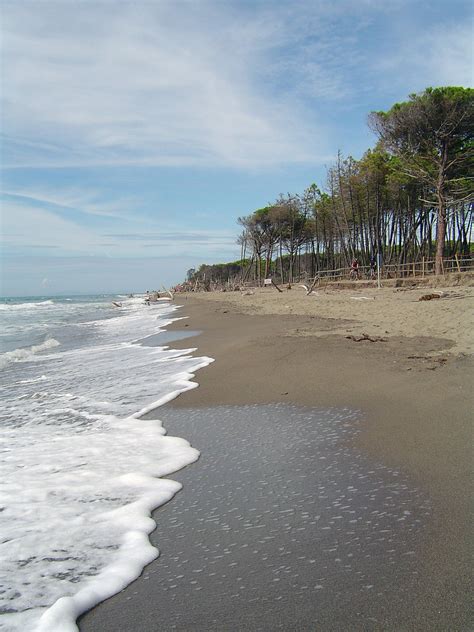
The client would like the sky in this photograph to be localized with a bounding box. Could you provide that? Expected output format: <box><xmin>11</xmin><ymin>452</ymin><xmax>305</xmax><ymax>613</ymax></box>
<box><xmin>1</xmin><ymin>0</ymin><xmax>472</xmax><ymax>296</ymax></box>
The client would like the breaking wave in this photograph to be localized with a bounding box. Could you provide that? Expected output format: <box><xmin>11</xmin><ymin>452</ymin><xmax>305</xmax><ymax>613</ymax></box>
<box><xmin>0</xmin><ymin>338</ymin><xmax>61</xmax><ymax>369</ymax></box>
<box><xmin>0</xmin><ymin>300</ymin><xmax>55</xmax><ymax>311</ymax></box>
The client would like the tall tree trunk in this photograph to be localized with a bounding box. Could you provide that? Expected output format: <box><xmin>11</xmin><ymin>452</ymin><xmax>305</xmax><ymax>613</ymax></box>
<box><xmin>435</xmin><ymin>144</ymin><xmax>448</xmax><ymax>275</ymax></box>
<box><xmin>435</xmin><ymin>193</ymin><xmax>446</xmax><ymax>275</ymax></box>
<box><xmin>279</xmin><ymin>242</ymin><xmax>284</xmax><ymax>283</ymax></box>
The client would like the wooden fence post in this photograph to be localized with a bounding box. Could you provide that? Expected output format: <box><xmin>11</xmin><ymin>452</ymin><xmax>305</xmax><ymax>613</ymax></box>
<box><xmin>455</xmin><ymin>254</ymin><xmax>461</xmax><ymax>273</ymax></box>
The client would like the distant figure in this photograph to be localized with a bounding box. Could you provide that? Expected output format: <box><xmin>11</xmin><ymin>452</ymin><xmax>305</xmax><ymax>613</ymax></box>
<box><xmin>350</xmin><ymin>258</ymin><xmax>360</xmax><ymax>280</ymax></box>
<box><xmin>369</xmin><ymin>255</ymin><xmax>376</xmax><ymax>279</ymax></box>
<box><xmin>145</xmin><ymin>290</ymin><xmax>150</xmax><ymax>306</ymax></box>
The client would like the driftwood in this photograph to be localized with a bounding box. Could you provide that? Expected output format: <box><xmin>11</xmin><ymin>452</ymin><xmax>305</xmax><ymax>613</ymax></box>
<box><xmin>145</xmin><ymin>288</ymin><xmax>174</xmax><ymax>304</ymax></box>
<box><xmin>299</xmin><ymin>276</ymin><xmax>319</xmax><ymax>295</ymax></box>
<box><xmin>418</xmin><ymin>292</ymin><xmax>443</xmax><ymax>301</ymax></box>
<box><xmin>112</xmin><ymin>301</ymin><xmax>122</xmax><ymax>308</ymax></box>
<box><xmin>407</xmin><ymin>355</ymin><xmax>447</xmax><ymax>364</ymax></box>
<box><xmin>407</xmin><ymin>356</ymin><xmax>448</xmax><ymax>371</ymax></box>
<box><xmin>346</xmin><ymin>333</ymin><xmax>387</xmax><ymax>343</ymax></box>
<box><xmin>161</xmin><ymin>285</ymin><xmax>174</xmax><ymax>300</ymax></box>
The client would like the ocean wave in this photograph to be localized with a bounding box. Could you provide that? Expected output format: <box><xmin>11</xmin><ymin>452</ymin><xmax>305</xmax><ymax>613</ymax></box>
<box><xmin>0</xmin><ymin>299</ymin><xmax>54</xmax><ymax>311</ymax></box>
<box><xmin>0</xmin><ymin>299</ymin><xmax>213</xmax><ymax>630</ymax></box>
<box><xmin>0</xmin><ymin>338</ymin><xmax>60</xmax><ymax>369</ymax></box>
<box><xmin>17</xmin><ymin>375</ymin><xmax>49</xmax><ymax>385</ymax></box>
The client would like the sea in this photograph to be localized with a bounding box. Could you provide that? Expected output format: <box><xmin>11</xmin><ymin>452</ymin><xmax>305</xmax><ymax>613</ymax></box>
<box><xmin>0</xmin><ymin>294</ymin><xmax>212</xmax><ymax>632</ymax></box>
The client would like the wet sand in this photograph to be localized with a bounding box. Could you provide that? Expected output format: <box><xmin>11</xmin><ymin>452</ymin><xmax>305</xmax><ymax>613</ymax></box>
<box><xmin>80</xmin><ymin>290</ymin><xmax>473</xmax><ymax>631</ymax></box>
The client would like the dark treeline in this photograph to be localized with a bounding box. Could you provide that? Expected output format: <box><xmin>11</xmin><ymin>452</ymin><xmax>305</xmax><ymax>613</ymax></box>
<box><xmin>184</xmin><ymin>87</ymin><xmax>473</xmax><ymax>288</ymax></box>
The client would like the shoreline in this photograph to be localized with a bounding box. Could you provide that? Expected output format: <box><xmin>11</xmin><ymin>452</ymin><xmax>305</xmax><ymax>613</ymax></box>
<box><xmin>80</xmin><ymin>288</ymin><xmax>473</xmax><ymax>630</ymax></box>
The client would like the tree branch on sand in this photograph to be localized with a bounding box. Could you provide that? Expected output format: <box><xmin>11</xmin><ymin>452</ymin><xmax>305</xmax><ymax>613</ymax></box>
<box><xmin>299</xmin><ymin>276</ymin><xmax>320</xmax><ymax>295</ymax></box>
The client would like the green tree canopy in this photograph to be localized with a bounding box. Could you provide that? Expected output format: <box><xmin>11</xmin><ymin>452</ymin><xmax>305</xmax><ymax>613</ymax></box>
<box><xmin>369</xmin><ymin>87</ymin><xmax>474</xmax><ymax>273</ymax></box>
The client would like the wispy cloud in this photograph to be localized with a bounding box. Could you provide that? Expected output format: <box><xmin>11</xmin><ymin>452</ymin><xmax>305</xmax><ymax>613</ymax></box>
<box><xmin>2</xmin><ymin>1</ymin><xmax>471</xmax><ymax>171</ymax></box>
<box><xmin>372</xmin><ymin>21</ymin><xmax>474</xmax><ymax>94</ymax></box>
<box><xmin>1</xmin><ymin>198</ymin><xmax>239</xmax><ymax>259</ymax></box>
<box><xmin>1</xmin><ymin>2</ymin><xmax>323</xmax><ymax>169</ymax></box>
<box><xmin>1</xmin><ymin>201</ymin><xmax>108</xmax><ymax>255</ymax></box>
<box><xmin>1</xmin><ymin>187</ymin><xmax>137</xmax><ymax>220</ymax></box>
<box><xmin>103</xmin><ymin>230</ymin><xmax>237</xmax><ymax>251</ymax></box>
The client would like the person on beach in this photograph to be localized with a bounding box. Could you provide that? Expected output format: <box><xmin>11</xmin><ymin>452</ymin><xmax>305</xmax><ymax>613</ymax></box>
<box><xmin>369</xmin><ymin>255</ymin><xmax>376</xmax><ymax>279</ymax></box>
<box><xmin>350</xmin><ymin>258</ymin><xmax>360</xmax><ymax>280</ymax></box>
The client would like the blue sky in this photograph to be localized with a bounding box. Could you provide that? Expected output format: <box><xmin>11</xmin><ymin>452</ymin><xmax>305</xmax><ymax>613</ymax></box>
<box><xmin>1</xmin><ymin>0</ymin><xmax>472</xmax><ymax>296</ymax></box>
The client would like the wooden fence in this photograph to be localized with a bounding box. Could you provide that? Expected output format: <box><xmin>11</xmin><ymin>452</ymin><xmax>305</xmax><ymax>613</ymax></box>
<box><xmin>235</xmin><ymin>256</ymin><xmax>473</xmax><ymax>288</ymax></box>
<box><xmin>301</xmin><ymin>256</ymin><xmax>474</xmax><ymax>284</ymax></box>
<box><xmin>181</xmin><ymin>256</ymin><xmax>473</xmax><ymax>292</ymax></box>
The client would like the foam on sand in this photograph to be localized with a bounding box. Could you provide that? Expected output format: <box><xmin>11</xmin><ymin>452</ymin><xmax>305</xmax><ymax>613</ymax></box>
<box><xmin>0</xmin><ymin>295</ymin><xmax>213</xmax><ymax>631</ymax></box>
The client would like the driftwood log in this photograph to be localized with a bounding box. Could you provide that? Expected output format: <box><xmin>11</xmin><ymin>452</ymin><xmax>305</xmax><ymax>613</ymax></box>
<box><xmin>345</xmin><ymin>333</ymin><xmax>387</xmax><ymax>343</ymax></box>
<box><xmin>161</xmin><ymin>285</ymin><xmax>174</xmax><ymax>300</ymax></box>
<box><xmin>418</xmin><ymin>292</ymin><xmax>443</xmax><ymax>301</ymax></box>
<box><xmin>299</xmin><ymin>276</ymin><xmax>320</xmax><ymax>295</ymax></box>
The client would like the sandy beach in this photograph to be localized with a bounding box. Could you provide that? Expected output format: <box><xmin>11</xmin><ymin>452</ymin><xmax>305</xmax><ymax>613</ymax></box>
<box><xmin>80</xmin><ymin>280</ymin><xmax>473</xmax><ymax>631</ymax></box>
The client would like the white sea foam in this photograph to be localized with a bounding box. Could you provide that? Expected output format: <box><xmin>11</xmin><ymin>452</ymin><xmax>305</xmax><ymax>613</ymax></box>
<box><xmin>16</xmin><ymin>375</ymin><xmax>48</xmax><ymax>385</ymax></box>
<box><xmin>0</xmin><ymin>338</ymin><xmax>60</xmax><ymax>369</ymax></box>
<box><xmin>0</xmin><ymin>300</ymin><xmax>54</xmax><ymax>311</ymax></box>
<box><xmin>0</xmin><ymin>296</ymin><xmax>213</xmax><ymax>631</ymax></box>
<box><xmin>1</xmin><ymin>409</ymin><xmax>204</xmax><ymax>632</ymax></box>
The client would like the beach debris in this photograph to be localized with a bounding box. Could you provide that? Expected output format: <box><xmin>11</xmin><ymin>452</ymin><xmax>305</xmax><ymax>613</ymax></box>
<box><xmin>144</xmin><ymin>288</ymin><xmax>173</xmax><ymax>303</ymax></box>
<box><xmin>416</xmin><ymin>291</ymin><xmax>465</xmax><ymax>301</ymax></box>
<box><xmin>418</xmin><ymin>292</ymin><xmax>443</xmax><ymax>301</ymax></box>
<box><xmin>111</xmin><ymin>301</ymin><xmax>122</xmax><ymax>308</ymax></box>
<box><xmin>161</xmin><ymin>285</ymin><xmax>174</xmax><ymax>300</ymax></box>
<box><xmin>406</xmin><ymin>355</ymin><xmax>448</xmax><ymax>370</ymax></box>
<box><xmin>346</xmin><ymin>333</ymin><xmax>387</xmax><ymax>342</ymax></box>
<box><xmin>350</xmin><ymin>296</ymin><xmax>374</xmax><ymax>300</ymax></box>
<box><xmin>407</xmin><ymin>355</ymin><xmax>447</xmax><ymax>364</ymax></box>
<box><xmin>299</xmin><ymin>277</ymin><xmax>319</xmax><ymax>295</ymax></box>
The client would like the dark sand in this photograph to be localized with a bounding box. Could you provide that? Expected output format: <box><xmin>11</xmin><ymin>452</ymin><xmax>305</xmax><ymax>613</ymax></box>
<box><xmin>80</xmin><ymin>295</ymin><xmax>472</xmax><ymax>631</ymax></box>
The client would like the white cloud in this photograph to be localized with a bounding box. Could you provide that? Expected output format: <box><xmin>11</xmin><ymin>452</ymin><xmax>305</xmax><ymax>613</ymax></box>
<box><xmin>1</xmin><ymin>198</ymin><xmax>239</xmax><ymax>259</ymax></box>
<box><xmin>1</xmin><ymin>201</ymin><xmax>108</xmax><ymax>255</ymax></box>
<box><xmin>372</xmin><ymin>22</ymin><xmax>473</xmax><ymax>93</ymax></box>
<box><xmin>1</xmin><ymin>1</ymin><xmax>471</xmax><ymax>171</ymax></box>
<box><xmin>1</xmin><ymin>2</ymin><xmax>326</xmax><ymax>169</ymax></box>
<box><xmin>1</xmin><ymin>187</ymin><xmax>138</xmax><ymax>220</ymax></box>
<box><xmin>416</xmin><ymin>24</ymin><xmax>473</xmax><ymax>87</ymax></box>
